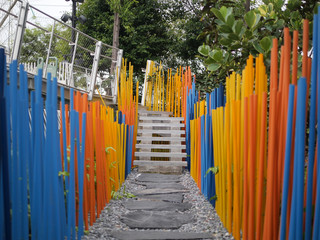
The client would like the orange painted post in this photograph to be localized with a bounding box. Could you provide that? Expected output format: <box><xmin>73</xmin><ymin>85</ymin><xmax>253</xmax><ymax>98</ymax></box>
<box><xmin>263</xmin><ymin>89</ymin><xmax>278</xmax><ymax>240</ymax></box>
<box><xmin>243</xmin><ymin>97</ymin><xmax>249</xmax><ymax>240</ymax></box>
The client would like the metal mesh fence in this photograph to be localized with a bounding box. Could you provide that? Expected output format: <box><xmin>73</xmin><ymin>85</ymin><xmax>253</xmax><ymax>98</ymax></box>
<box><xmin>0</xmin><ymin>0</ymin><xmax>21</xmax><ymax>61</ymax></box>
<box><xmin>97</xmin><ymin>43</ymin><xmax>115</xmax><ymax>96</ymax></box>
<box><xmin>0</xmin><ymin>0</ymin><xmax>122</xmax><ymax>98</ymax></box>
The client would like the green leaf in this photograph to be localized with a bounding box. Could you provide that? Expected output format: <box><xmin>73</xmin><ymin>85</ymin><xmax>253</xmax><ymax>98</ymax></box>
<box><xmin>58</xmin><ymin>171</ymin><xmax>70</xmax><ymax>177</ymax></box>
<box><xmin>254</xmin><ymin>14</ymin><xmax>261</xmax><ymax>27</ymax></box>
<box><xmin>220</xmin><ymin>6</ymin><xmax>228</xmax><ymax>20</ymax></box>
<box><xmin>253</xmin><ymin>42</ymin><xmax>265</xmax><ymax>54</ymax></box>
<box><xmin>220</xmin><ymin>38</ymin><xmax>232</xmax><ymax>46</ymax></box>
<box><xmin>233</xmin><ymin>20</ymin><xmax>243</xmax><ymax>35</ymax></box>
<box><xmin>204</xmin><ymin>57</ymin><xmax>216</xmax><ymax>65</ymax></box>
<box><xmin>209</xmin><ymin>195</ymin><xmax>218</xmax><ymax>201</ymax></box>
<box><xmin>223</xmin><ymin>52</ymin><xmax>230</xmax><ymax>63</ymax></box>
<box><xmin>205</xmin><ymin>166</ymin><xmax>219</xmax><ymax>176</ymax></box>
<box><xmin>260</xmin><ymin>36</ymin><xmax>272</xmax><ymax>52</ymax></box>
<box><xmin>226</xmin><ymin>14</ymin><xmax>235</xmax><ymax>28</ymax></box>
<box><xmin>258</xmin><ymin>5</ymin><xmax>267</xmax><ymax>17</ymax></box>
<box><xmin>219</xmin><ymin>24</ymin><xmax>233</xmax><ymax>33</ymax></box>
<box><xmin>207</xmin><ymin>63</ymin><xmax>221</xmax><ymax>72</ymax></box>
<box><xmin>198</xmin><ymin>45</ymin><xmax>211</xmax><ymax>56</ymax></box>
<box><xmin>105</xmin><ymin>146</ymin><xmax>116</xmax><ymax>154</ymax></box>
<box><xmin>230</xmin><ymin>43</ymin><xmax>242</xmax><ymax>50</ymax></box>
<box><xmin>244</xmin><ymin>10</ymin><xmax>256</xmax><ymax>29</ymax></box>
<box><xmin>211</xmin><ymin>8</ymin><xmax>225</xmax><ymax>22</ymax></box>
<box><xmin>229</xmin><ymin>33</ymin><xmax>239</xmax><ymax>41</ymax></box>
<box><xmin>209</xmin><ymin>50</ymin><xmax>223</xmax><ymax>62</ymax></box>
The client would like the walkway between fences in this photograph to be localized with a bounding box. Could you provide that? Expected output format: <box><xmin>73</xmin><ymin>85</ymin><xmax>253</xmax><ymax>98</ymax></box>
<box><xmin>185</xmin><ymin>11</ymin><xmax>320</xmax><ymax>240</ymax></box>
<box><xmin>0</xmin><ymin>48</ymin><xmax>136</xmax><ymax>240</ymax></box>
<box><xmin>2</xmin><ymin>8</ymin><xmax>320</xmax><ymax>240</ymax></box>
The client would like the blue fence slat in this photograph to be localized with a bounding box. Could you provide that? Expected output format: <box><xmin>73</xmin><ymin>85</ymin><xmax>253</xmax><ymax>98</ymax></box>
<box><xmin>200</xmin><ymin>115</ymin><xmax>206</xmax><ymax>197</ymax></box>
<box><xmin>78</xmin><ymin>112</ymin><xmax>87</xmax><ymax>240</ymax></box>
<box><xmin>313</xmin><ymin>8</ymin><xmax>320</xmax><ymax>238</ymax></box>
<box><xmin>280</xmin><ymin>85</ymin><xmax>295</xmax><ymax>240</ymax></box>
<box><xmin>18</xmin><ymin>64</ymin><xmax>29</xmax><ymax>239</ymax></box>
<box><xmin>10</xmin><ymin>61</ymin><xmax>21</xmax><ymax>240</ymax></box>
<box><xmin>67</xmin><ymin>110</ymin><xmax>76</xmax><ymax>240</ymax></box>
<box><xmin>0</xmin><ymin>48</ymin><xmax>11</xmax><ymax>240</ymax></box>
<box><xmin>305</xmin><ymin>13</ymin><xmax>318</xmax><ymax>240</ymax></box>
<box><xmin>289</xmin><ymin>78</ymin><xmax>307</xmax><ymax>240</ymax></box>
<box><xmin>75</xmin><ymin>112</ymin><xmax>83</xmax><ymax>240</ymax></box>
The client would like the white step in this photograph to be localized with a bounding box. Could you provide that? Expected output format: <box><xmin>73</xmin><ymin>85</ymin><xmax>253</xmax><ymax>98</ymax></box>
<box><xmin>133</xmin><ymin>160</ymin><xmax>188</xmax><ymax>167</ymax></box>
<box><xmin>136</xmin><ymin>144</ymin><xmax>186</xmax><ymax>150</ymax></box>
<box><xmin>139</xmin><ymin>116</ymin><xmax>184</xmax><ymax>121</ymax></box>
<box><xmin>138</xmin><ymin>129</ymin><xmax>185</xmax><ymax>135</ymax></box>
<box><xmin>135</xmin><ymin>152</ymin><xmax>187</xmax><ymax>158</ymax></box>
<box><xmin>138</xmin><ymin>122</ymin><xmax>184</xmax><ymax>127</ymax></box>
<box><xmin>137</xmin><ymin>136</ymin><xmax>185</xmax><ymax>141</ymax></box>
<box><xmin>138</xmin><ymin>110</ymin><xmax>173</xmax><ymax>115</ymax></box>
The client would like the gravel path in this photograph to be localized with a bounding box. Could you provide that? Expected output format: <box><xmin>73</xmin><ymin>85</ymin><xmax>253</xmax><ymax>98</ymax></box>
<box><xmin>82</xmin><ymin>168</ymin><xmax>234</xmax><ymax>240</ymax></box>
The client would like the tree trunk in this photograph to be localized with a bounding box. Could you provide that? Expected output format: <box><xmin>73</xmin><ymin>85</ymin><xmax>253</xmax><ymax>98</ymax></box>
<box><xmin>245</xmin><ymin>0</ymin><xmax>250</xmax><ymax>12</ymax></box>
<box><xmin>111</xmin><ymin>11</ymin><xmax>120</xmax><ymax>75</ymax></box>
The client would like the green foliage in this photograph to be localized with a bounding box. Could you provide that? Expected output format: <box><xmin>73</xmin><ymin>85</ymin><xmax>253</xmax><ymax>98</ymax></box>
<box><xmin>111</xmin><ymin>185</ymin><xmax>135</xmax><ymax>199</ymax></box>
<box><xmin>21</xmin><ymin>25</ymin><xmax>71</xmax><ymax>63</ymax></box>
<box><xmin>205</xmin><ymin>166</ymin><xmax>219</xmax><ymax>176</ymax></box>
<box><xmin>105</xmin><ymin>146</ymin><xmax>116</xmax><ymax>154</ymax></box>
<box><xmin>78</xmin><ymin>0</ymin><xmax>205</xmax><ymax>77</ymax></box>
<box><xmin>198</xmin><ymin>0</ymin><xmax>318</xmax><ymax>92</ymax></box>
<box><xmin>58</xmin><ymin>171</ymin><xmax>70</xmax><ymax>177</ymax></box>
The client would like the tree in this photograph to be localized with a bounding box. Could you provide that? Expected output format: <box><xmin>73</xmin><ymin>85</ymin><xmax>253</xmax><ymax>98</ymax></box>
<box><xmin>160</xmin><ymin>0</ymin><xmax>206</xmax><ymax>74</ymax></box>
<box><xmin>79</xmin><ymin>0</ymin><xmax>173</xmax><ymax>75</ymax></box>
<box><xmin>20</xmin><ymin>24</ymin><xmax>71</xmax><ymax>63</ymax></box>
<box><xmin>197</xmin><ymin>0</ymin><xmax>319</xmax><ymax>92</ymax></box>
<box><xmin>78</xmin><ymin>0</ymin><xmax>207</xmax><ymax>80</ymax></box>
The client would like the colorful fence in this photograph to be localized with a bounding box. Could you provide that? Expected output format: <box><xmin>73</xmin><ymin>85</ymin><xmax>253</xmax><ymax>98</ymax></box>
<box><xmin>186</xmin><ymin>13</ymin><xmax>320</xmax><ymax>240</ymax></box>
<box><xmin>0</xmin><ymin>48</ymin><xmax>136</xmax><ymax>240</ymax></box>
<box><xmin>143</xmin><ymin>61</ymin><xmax>192</xmax><ymax>117</ymax></box>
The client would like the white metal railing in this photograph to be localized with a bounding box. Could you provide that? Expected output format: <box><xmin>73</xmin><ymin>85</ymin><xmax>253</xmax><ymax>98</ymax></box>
<box><xmin>0</xmin><ymin>0</ymin><xmax>123</xmax><ymax>101</ymax></box>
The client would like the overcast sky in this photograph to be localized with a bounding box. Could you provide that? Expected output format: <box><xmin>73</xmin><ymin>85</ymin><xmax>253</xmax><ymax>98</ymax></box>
<box><xmin>27</xmin><ymin>0</ymin><xmax>72</xmax><ymax>19</ymax></box>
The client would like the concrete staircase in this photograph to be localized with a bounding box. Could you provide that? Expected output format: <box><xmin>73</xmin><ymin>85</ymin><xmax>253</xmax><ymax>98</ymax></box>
<box><xmin>134</xmin><ymin>110</ymin><xmax>187</xmax><ymax>174</ymax></box>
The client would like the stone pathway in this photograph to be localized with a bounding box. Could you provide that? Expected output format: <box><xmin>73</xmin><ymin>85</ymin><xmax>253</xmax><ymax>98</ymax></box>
<box><xmin>83</xmin><ymin>170</ymin><xmax>234</xmax><ymax>240</ymax></box>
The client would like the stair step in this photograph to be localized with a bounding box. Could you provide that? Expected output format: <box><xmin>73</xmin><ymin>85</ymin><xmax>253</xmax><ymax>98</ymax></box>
<box><xmin>135</xmin><ymin>152</ymin><xmax>187</xmax><ymax>158</ymax></box>
<box><xmin>136</xmin><ymin>144</ymin><xmax>186</xmax><ymax>150</ymax></box>
<box><xmin>139</xmin><ymin>116</ymin><xmax>184</xmax><ymax>121</ymax></box>
<box><xmin>138</xmin><ymin>129</ymin><xmax>185</xmax><ymax>135</ymax></box>
<box><xmin>133</xmin><ymin>160</ymin><xmax>188</xmax><ymax>167</ymax></box>
<box><xmin>137</xmin><ymin>136</ymin><xmax>185</xmax><ymax>141</ymax></box>
<box><xmin>138</xmin><ymin>122</ymin><xmax>184</xmax><ymax>127</ymax></box>
<box><xmin>138</xmin><ymin>110</ymin><xmax>173</xmax><ymax>115</ymax></box>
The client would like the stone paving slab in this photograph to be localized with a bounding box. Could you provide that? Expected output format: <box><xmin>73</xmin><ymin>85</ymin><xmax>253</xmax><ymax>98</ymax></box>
<box><xmin>135</xmin><ymin>193</ymin><xmax>184</xmax><ymax>203</ymax></box>
<box><xmin>121</xmin><ymin>211</ymin><xmax>194</xmax><ymax>229</ymax></box>
<box><xmin>135</xmin><ymin>173</ymin><xmax>181</xmax><ymax>183</ymax></box>
<box><xmin>111</xmin><ymin>230</ymin><xmax>216</xmax><ymax>239</ymax></box>
<box><xmin>144</xmin><ymin>183</ymin><xmax>186</xmax><ymax>190</ymax></box>
<box><xmin>123</xmin><ymin>199</ymin><xmax>192</xmax><ymax>211</ymax></box>
<box><xmin>132</xmin><ymin>188</ymin><xmax>188</xmax><ymax>196</ymax></box>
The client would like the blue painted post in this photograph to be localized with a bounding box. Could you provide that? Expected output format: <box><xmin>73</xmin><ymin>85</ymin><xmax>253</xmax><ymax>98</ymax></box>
<box><xmin>9</xmin><ymin>61</ymin><xmax>22</xmax><ymax>240</ymax></box>
<box><xmin>18</xmin><ymin>64</ymin><xmax>29</xmax><ymax>239</ymax></box>
<box><xmin>67</xmin><ymin>110</ymin><xmax>76</xmax><ymax>239</ymax></box>
<box><xmin>280</xmin><ymin>85</ymin><xmax>295</xmax><ymax>240</ymax></box>
<box><xmin>0</xmin><ymin>48</ymin><xmax>11</xmax><ymax>240</ymax></box>
<box><xmin>201</xmin><ymin>115</ymin><xmax>206</xmax><ymax>197</ymax></box>
<box><xmin>31</xmin><ymin>68</ymin><xmax>44</xmax><ymax>240</ymax></box>
<box><xmin>186</xmin><ymin>87</ymin><xmax>190</xmax><ymax>170</ymax></box>
<box><xmin>76</xmin><ymin>111</ymin><xmax>86</xmax><ymax>240</ymax></box>
<box><xmin>289</xmin><ymin>78</ymin><xmax>307</xmax><ymax>240</ymax></box>
<box><xmin>305</xmin><ymin>13</ymin><xmax>318</xmax><ymax>240</ymax></box>
<box><xmin>313</xmin><ymin>7</ymin><xmax>320</xmax><ymax>239</ymax></box>
<box><xmin>42</xmin><ymin>73</ymin><xmax>52</xmax><ymax>239</ymax></box>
